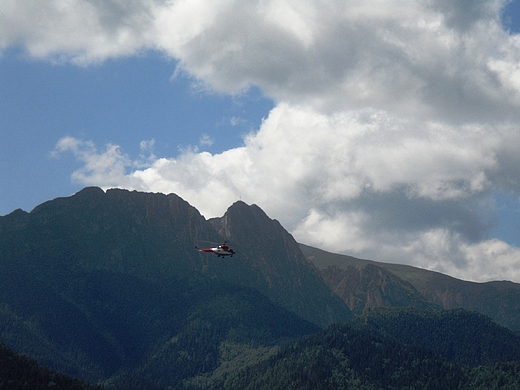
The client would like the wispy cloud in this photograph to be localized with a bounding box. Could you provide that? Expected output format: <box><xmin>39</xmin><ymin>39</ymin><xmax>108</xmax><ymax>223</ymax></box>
<box><xmin>54</xmin><ymin>136</ymin><xmax>132</xmax><ymax>187</ymax></box>
<box><xmin>199</xmin><ymin>134</ymin><xmax>214</xmax><ymax>147</ymax></box>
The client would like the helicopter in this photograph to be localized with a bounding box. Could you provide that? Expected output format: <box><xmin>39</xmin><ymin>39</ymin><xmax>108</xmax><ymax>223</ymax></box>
<box><xmin>195</xmin><ymin>241</ymin><xmax>236</xmax><ymax>257</ymax></box>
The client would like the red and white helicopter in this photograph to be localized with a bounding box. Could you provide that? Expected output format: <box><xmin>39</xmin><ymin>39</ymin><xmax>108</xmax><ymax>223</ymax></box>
<box><xmin>195</xmin><ymin>242</ymin><xmax>236</xmax><ymax>258</ymax></box>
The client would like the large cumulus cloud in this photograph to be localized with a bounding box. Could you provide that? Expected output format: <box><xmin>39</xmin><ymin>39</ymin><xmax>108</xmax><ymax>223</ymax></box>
<box><xmin>5</xmin><ymin>0</ymin><xmax>520</xmax><ymax>281</ymax></box>
<box><xmin>55</xmin><ymin>103</ymin><xmax>520</xmax><ymax>282</ymax></box>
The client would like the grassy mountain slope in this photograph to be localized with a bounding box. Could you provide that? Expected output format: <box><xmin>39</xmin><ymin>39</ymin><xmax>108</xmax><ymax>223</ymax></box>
<box><xmin>301</xmin><ymin>243</ymin><xmax>520</xmax><ymax>331</ymax></box>
<box><xmin>103</xmin><ymin>282</ymin><xmax>319</xmax><ymax>389</ymax></box>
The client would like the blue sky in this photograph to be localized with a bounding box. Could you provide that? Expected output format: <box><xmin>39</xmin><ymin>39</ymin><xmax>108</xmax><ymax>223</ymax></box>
<box><xmin>1</xmin><ymin>50</ymin><xmax>273</xmax><ymax>214</ymax></box>
<box><xmin>2</xmin><ymin>0</ymin><xmax>520</xmax><ymax>282</ymax></box>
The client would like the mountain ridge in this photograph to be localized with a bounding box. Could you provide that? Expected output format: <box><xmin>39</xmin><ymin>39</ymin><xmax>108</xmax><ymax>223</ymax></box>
<box><xmin>0</xmin><ymin>187</ymin><xmax>347</xmax><ymax>383</ymax></box>
<box><xmin>2</xmin><ymin>187</ymin><xmax>520</xmax><ymax>388</ymax></box>
<box><xmin>300</xmin><ymin>243</ymin><xmax>520</xmax><ymax>331</ymax></box>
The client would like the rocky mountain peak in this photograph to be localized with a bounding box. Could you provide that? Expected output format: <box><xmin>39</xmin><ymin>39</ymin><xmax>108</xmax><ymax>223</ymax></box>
<box><xmin>209</xmin><ymin>200</ymin><xmax>352</xmax><ymax>327</ymax></box>
<box><xmin>1</xmin><ymin>187</ymin><xmax>351</xmax><ymax>328</ymax></box>
<box><xmin>210</xmin><ymin>201</ymin><xmax>281</xmax><ymax>242</ymax></box>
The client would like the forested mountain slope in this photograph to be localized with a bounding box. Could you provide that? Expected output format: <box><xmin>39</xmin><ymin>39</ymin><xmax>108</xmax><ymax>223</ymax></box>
<box><xmin>0</xmin><ymin>342</ymin><xmax>100</xmax><ymax>390</ymax></box>
<box><xmin>218</xmin><ymin>308</ymin><xmax>520</xmax><ymax>390</ymax></box>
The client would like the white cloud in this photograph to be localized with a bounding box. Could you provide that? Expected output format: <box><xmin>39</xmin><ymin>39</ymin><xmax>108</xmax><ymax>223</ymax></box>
<box><xmin>229</xmin><ymin>116</ymin><xmax>245</xmax><ymax>127</ymax></box>
<box><xmin>150</xmin><ymin>0</ymin><xmax>520</xmax><ymax>124</ymax></box>
<box><xmin>54</xmin><ymin>101</ymin><xmax>518</xmax><ymax>281</ymax></box>
<box><xmin>0</xmin><ymin>0</ymin><xmax>161</xmax><ymax>64</ymax></box>
<box><xmin>4</xmin><ymin>1</ymin><xmax>520</xmax><ymax>119</ymax></box>
<box><xmin>10</xmin><ymin>0</ymin><xmax>520</xmax><ymax>281</ymax></box>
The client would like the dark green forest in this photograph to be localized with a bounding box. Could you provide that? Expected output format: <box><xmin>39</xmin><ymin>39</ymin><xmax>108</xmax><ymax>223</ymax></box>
<box><xmin>216</xmin><ymin>309</ymin><xmax>520</xmax><ymax>390</ymax></box>
<box><xmin>99</xmin><ymin>280</ymin><xmax>319</xmax><ymax>390</ymax></box>
<box><xmin>0</xmin><ymin>342</ymin><xmax>100</xmax><ymax>390</ymax></box>
<box><xmin>4</xmin><ymin>278</ymin><xmax>520</xmax><ymax>389</ymax></box>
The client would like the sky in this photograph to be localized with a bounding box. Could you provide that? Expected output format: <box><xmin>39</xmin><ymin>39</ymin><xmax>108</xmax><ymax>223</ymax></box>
<box><xmin>2</xmin><ymin>0</ymin><xmax>520</xmax><ymax>283</ymax></box>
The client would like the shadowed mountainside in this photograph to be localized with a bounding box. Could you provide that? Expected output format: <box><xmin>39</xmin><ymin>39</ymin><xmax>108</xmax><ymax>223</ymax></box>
<box><xmin>0</xmin><ymin>187</ymin><xmax>347</xmax><ymax>384</ymax></box>
<box><xmin>0</xmin><ymin>342</ymin><xmax>100</xmax><ymax>390</ymax></box>
<box><xmin>2</xmin><ymin>187</ymin><xmax>520</xmax><ymax>388</ymax></box>
<box><xmin>209</xmin><ymin>202</ymin><xmax>351</xmax><ymax>328</ymax></box>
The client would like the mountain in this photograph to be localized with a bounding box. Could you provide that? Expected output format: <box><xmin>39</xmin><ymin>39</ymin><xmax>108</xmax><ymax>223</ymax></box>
<box><xmin>3</xmin><ymin>187</ymin><xmax>520</xmax><ymax>388</ymax></box>
<box><xmin>0</xmin><ymin>187</ymin><xmax>348</xmax><ymax>385</ymax></box>
<box><xmin>208</xmin><ymin>201</ymin><xmax>351</xmax><ymax>329</ymax></box>
<box><xmin>0</xmin><ymin>187</ymin><xmax>350</xmax><ymax>325</ymax></box>
<box><xmin>102</xmin><ymin>282</ymin><xmax>320</xmax><ymax>390</ymax></box>
<box><xmin>218</xmin><ymin>308</ymin><xmax>520</xmax><ymax>390</ymax></box>
<box><xmin>300</xmin><ymin>243</ymin><xmax>520</xmax><ymax>331</ymax></box>
<box><xmin>354</xmin><ymin>307</ymin><xmax>520</xmax><ymax>366</ymax></box>
<box><xmin>0</xmin><ymin>342</ymin><xmax>100</xmax><ymax>390</ymax></box>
